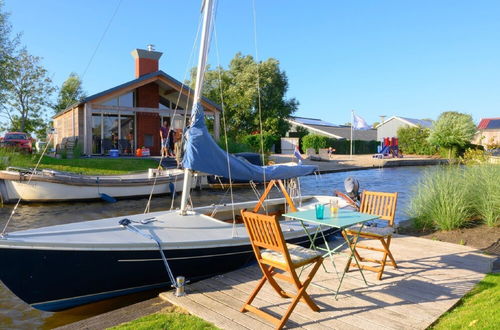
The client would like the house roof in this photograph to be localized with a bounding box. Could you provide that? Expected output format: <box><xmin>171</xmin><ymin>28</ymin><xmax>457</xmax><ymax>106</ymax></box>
<box><xmin>376</xmin><ymin>116</ymin><xmax>433</xmax><ymax>129</ymax></box>
<box><xmin>288</xmin><ymin>117</ymin><xmax>376</xmax><ymax>141</ymax></box>
<box><xmin>478</xmin><ymin>118</ymin><xmax>500</xmax><ymax>129</ymax></box>
<box><xmin>54</xmin><ymin>70</ymin><xmax>221</xmax><ymax>118</ymax></box>
<box><xmin>291</xmin><ymin>116</ymin><xmax>337</xmax><ymax>127</ymax></box>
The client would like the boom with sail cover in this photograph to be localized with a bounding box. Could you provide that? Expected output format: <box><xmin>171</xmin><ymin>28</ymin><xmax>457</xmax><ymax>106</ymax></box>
<box><xmin>182</xmin><ymin>102</ymin><xmax>318</xmax><ymax>181</ymax></box>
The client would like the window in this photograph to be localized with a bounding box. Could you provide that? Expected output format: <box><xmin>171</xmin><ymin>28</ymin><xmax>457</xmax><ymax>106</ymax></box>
<box><xmin>101</xmin><ymin>92</ymin><xmax>135</xmax><ymax>107</ymax></box>
<box><xmin>91</xmin><ymin>112</ymin><xmax>135</xmax><ymax>155</ymax></box>
<box><xmin>144</xmin><ymin>134</ymin><xmax>154</xmax><ymax>148</ymax></box>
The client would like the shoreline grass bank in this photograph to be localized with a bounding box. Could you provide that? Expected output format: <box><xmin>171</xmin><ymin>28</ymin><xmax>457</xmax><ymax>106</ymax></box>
<box><xmin>0</xmin><ymin>150</ymin><xmax>159</xmax><ymax>175</ymax></box>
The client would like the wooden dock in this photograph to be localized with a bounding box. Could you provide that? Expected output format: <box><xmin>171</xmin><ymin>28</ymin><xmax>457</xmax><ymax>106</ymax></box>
<box><xmin>161</xmin><ymin>235</ymin><xmax>494</xmax><ymax>329</ymax></box>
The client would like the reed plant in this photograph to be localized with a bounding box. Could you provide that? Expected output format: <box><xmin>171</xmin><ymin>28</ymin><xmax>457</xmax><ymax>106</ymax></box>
<box><xmin>409</xmin><ymin>164</ymin><xmax>500</xmax><ymax>230</ymax></box>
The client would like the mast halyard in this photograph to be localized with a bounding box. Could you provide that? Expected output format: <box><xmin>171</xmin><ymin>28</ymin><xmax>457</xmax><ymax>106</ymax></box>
<box><xmin>180</xmin><ymin>0</ymin><xmax>215</xmax><ymax>215</ymax></box>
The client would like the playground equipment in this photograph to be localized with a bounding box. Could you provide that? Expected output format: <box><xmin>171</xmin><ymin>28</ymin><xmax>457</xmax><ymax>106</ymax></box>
<box><xmin>374</xmin><ymin>137</ymin><xmax>402</xmax><ymax>158</ymax></box>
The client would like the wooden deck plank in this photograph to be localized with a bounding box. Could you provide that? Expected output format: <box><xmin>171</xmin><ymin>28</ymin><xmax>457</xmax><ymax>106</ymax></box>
<box><xmin>160</xmin><ymin>235</ymin><xmax>494</xmax><ymax>330</ymax></box>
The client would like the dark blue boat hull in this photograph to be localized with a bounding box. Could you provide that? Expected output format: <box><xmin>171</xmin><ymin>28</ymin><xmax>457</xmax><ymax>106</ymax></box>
<box><xmin>0</xmin><ymin>228</ymin><xmax>338</xmax><ymax>312</ymax></box>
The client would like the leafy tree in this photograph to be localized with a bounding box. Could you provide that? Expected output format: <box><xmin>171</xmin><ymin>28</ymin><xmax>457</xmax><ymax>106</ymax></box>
<box><xmin>372</xmin><ymin>121</ymin><xmax>380</xmax><ymax>128</ymax></box>
<box><xmin>428</xmin><ymin>112</ymin><xmax>476</xmax><ymax>158</ymax></box>
<box><xmin>1</xmin><ymin>49</ymin><xmax>55</xmax><ymax>136</ymax></box>
<box><xmin>190</xmin><ymin>53</ymin><xmax>298</xmax><ymax>138</ymax></box>
<box><xmin>54</xmin><ymin>72</ymin><xmax>86</xmax><ymax>113</ymax></box>
<box><xmin>0</xmin><ymin>0</ymin><xmax>20</xmax><ymax>133</ymax></box>
<box><xmin>397</xmin><ymin>126</ymin><xmax>436</xmax><ymax>155</ymax></box>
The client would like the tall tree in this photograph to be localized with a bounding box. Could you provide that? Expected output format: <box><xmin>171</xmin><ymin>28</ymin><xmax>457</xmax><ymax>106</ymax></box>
<box><xmin>190</xmin><ymin>53</ymin><xmax>298</xmax><ymax>138</ymax></box>
<box><xmin>1</xmin><ymin>49</ymin><xmax>55</xmax><ymax>136</ymax></box>
<box><xmin>0</xmin><ymin>0</ymin><xmax>20</xmax><ymax>131</ymax></box>
<box><xmin>54</xmin><ymin>72</ymin><xmax>86</xmax><ymax>113</ymax></box>
<box><xmin>428</xmin><ymin>111</ymin><xmax>476</xmax><ymax>157</ymax></box>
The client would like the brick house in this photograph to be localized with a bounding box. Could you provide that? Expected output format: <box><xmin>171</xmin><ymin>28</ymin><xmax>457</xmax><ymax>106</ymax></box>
<box><xmin>473</xmin><ymin>117</ymin><xmax>500</xmax><ymax>149</ymax></box>
<box><xmin>53</xmin><ymin>48</ymin><xmax>221</xmax><ymax>156</ymax></box>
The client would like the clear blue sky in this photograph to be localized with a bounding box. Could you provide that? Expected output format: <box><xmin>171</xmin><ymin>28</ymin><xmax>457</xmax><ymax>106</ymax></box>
<box><xmin>4</xmin><ymin>0</ymin><xmax>500</xmax><ymax>126</ymax></box>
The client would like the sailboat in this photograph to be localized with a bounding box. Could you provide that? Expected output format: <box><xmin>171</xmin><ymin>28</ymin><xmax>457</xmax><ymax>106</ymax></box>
<box><xmin>0</xmin><ymin>0</ymin><xmax>344</xmax><ymax>312</ymax></box>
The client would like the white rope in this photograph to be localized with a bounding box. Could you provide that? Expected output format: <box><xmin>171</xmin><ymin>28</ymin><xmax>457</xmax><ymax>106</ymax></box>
<box><xmin>252</xmin><ymin>0</ymin><xmax>266</xmax><ymax>186</ymax></box>
<box><xmin>170</xmin><ymin>172</ymin><xmax>179</xmax><ymax>210</ymax></box>
<box><xmin>213</xmin><ymin>21</ymin><xmax>237</xmax><ymax>237</ymax></box>
<box><xmin>143</xmin><ymin>154</ymin><xmax>165</xmax><ymax>214</ymax></box>
<box><xmin>142</xmin><ymin>13</ymin><xmax>203</xmax><ymax>213</ymax></box>
<box><xmin>1</xmin><ymin>133</ymin><xmax>54</xmax><ymax>236</ymax></box>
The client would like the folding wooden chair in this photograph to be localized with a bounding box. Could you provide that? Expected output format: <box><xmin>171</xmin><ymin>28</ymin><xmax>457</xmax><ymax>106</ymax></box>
<box><xmin>343</xmin><ymin>191</ymin><xmax>398</xmax><ymax>280</ymax></box>
<box><xmin>240</xmin><ymin>210</ymin><xmax>323</xmax><ymax>330</ymax></box>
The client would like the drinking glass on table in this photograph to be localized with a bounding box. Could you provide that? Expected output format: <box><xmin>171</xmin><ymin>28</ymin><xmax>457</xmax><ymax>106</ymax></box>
<box><xmin>330</xmin><ymin>199</ymin><xmax>339</xmax><ymax>217</ymax></box>
<box><xmin>315</xmin><ymin>204</ymin><xmax>324</xmax><ymax>219</ymax></box>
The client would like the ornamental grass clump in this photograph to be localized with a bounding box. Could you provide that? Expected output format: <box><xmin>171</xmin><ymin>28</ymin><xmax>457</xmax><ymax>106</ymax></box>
<box><xmin>409</xmin><ymin>166</ymin><xmax>472</xmax><ymax>231</ymax></box>
<box><xmin>466</xmin><ymin>165</ymin><xmax>500</xmax><ymax>227</ymax></box>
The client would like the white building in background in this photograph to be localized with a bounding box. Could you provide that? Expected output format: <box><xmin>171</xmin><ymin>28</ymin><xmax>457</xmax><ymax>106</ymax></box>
<box><xmin>376</xmin><ymin>116</ymin><xmax>433</xmax><ymax>141</ymax></box>
<box><xmin>286</xmin><ymin>117</ymin><xmax>377</xmax><ymax>141</ymax></box>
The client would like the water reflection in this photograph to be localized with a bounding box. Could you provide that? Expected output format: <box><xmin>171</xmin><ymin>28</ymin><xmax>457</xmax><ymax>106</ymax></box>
<box><xmin>0</xmin><ymin>166</ymin><xmax>429</xmax><ymax>328</ymax></box>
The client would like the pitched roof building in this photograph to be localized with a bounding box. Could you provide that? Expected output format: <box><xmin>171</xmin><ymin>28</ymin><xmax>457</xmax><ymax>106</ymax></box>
<box><xmin>473</xmin><ymin>117</ymin><xmax>500</xmax><ymax>148</ymax></box>
<box><xmin>287</xmin><ymin>117</ymin><xmax>377</xmax><ymax>141</ymax></box>
<box><xmin>53</xmin><ymin>48</ymin><xmax>221</xmax><ymax>156</ymax></box>
<box><xmin>376</xmin><ymin>116</ymin><xmax>433</xmax><ymax>141</ymax></box>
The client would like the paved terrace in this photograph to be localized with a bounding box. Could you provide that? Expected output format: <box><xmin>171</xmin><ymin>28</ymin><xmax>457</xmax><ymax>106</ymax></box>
<box><xmin>162</xmin><ymin>235</ymin><xmax>494</xmax><ymax>329</ymax></box>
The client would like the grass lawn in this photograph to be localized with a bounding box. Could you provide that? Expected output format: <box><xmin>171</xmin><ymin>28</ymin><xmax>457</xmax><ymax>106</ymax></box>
<box><xmin>109</xmin><ymin>308</ymin><xmax>218</xmax><ymax>330</ymax></box>
<box><xmin>0</xmin><ymin>150</ymin><xmax>159</xmax><ymax>175</ymax></box>
<box><xmin>430</xmin><ymin>273</ymin><xmax>499</xmax><ymax>329</ymax></box>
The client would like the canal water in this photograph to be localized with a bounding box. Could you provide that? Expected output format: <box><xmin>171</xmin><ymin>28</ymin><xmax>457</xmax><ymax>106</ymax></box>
<box><xmin>0</xmin><ymin>166</ymin><xmax>430</xmax><ymax>329</ymax></box>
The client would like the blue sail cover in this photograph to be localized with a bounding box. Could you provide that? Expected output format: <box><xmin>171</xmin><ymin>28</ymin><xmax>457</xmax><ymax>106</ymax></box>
<box><xmin>182</xmin><ymin>103</ymin><xmax>317</xmax><ymax>182</ymax></box>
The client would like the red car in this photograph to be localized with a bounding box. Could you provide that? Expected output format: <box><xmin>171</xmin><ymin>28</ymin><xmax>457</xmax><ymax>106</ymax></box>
<box><xmin>0</xmin><ymin>132</ymin><xmax>33</xmax><ymax>153</ymax></box>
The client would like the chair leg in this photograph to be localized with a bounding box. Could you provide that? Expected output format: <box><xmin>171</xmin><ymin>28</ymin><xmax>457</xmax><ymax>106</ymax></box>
<box><xmin>384</xmin><ymin>236</ymin><xmax>398</xmax><ymax>269</ymax></box>
<box><xmin>377</xmin><ymin>236</ymin><xmax>398</xmax><ymax>280</ymax></box>
<box><xmin>294</xmin><ymin>259</ymin><xmax>322</xmax><ymax>312</ymax></box>
<box><xmin>241</xmin><ymin>273</ymin><xmax>268</xmax><ymax>312</ymax></box>
<box><xmin>278</xmin><ymin>259</ymin><xmax>322</xmax><ymax>329</ymax></box>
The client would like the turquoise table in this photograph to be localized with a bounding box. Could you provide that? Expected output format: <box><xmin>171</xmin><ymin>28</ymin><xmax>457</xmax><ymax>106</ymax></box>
<box><xmin>283</xmin><ymin>208</ymin><xmax>379</xmax><ymax>298</ymax></box>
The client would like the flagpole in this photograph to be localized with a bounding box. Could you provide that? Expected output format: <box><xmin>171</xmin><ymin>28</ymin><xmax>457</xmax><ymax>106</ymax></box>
<box><xmin>350</xmin><ymin>110</ymin><xmax>353</xmax><ymax>159</ymax></box>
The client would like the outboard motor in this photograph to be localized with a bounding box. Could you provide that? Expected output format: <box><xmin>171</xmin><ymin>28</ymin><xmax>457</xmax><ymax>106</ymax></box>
<box><xmin>334</xmin><ymin>176</ymin><xmax>361</xmax><ymax>210</ymax></box>
<box><xmin>344</xmin><ymin>177</ymin><xmax>361</xmax><ymax>203</ymax></box>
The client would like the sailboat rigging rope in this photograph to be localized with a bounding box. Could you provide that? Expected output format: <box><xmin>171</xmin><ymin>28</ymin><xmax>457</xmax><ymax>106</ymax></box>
<box><xmin>143</xmin><ymin>14</ymin><xmax>202</xmax><ymax>213</ymax></box>
<box><xmin>252</xmin><ymin>0</ymin><xmax>266</xmax><ymax>188</ymax></box>
<box><xmin>144</xmin><ymin>154</ymin><xmax>165</xmax><ymax>214</ymax></box>
<box><xmin>119</xmin><ymin>218</ymin><xmax>177</xmax><ymax>287</ymax></box>
<box><xmin>1</xmin><ymin>133</ymin><xmax>54</xmax><ymax>237</ymax></box>
<box><xmin>213</xmin><ymin>23</ymin><xmax>237</xmax><ymax>237</ymax></box>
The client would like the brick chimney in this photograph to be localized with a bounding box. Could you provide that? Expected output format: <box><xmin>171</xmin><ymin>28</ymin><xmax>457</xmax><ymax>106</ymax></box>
<box><xmin>131</xmin><ymin>46</ymin><xmax>163</xmax><ymax>78</ymax></box>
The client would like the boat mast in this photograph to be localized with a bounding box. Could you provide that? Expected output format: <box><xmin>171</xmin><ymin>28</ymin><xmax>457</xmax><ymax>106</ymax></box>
<box><xmin>180</xmin><ymin>0</ymin><xmax>214</xmax><ymax>215</ymax></box>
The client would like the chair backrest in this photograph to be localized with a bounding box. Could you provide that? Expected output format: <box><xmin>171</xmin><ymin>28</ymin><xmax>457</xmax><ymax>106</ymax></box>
<box><xmin>359</xmin><ymin>191</ymin><xmax>398</xmax><ymax>226</ymax></box>
<box><xmin>241</xmin><ymin>210</ymin><xmax>288</xmax><ymax>257</ymax></box>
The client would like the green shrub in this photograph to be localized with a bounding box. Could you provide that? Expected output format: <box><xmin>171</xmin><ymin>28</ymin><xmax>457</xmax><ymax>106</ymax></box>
<box><xmin>409</xmin><ymin>166</ymin><xmax>472</xmax><ymax>230</ymax></box>
<box><xmin>460</xmin><ymin>148</ymin><xmax>490</xmax><ymax>165</ymax></box>
<box><xmin>240</xmin><ymin>133</ymin><xmax>277</xmax><ymax>153</ymax></box>
<box><xmin>397</xmin><ymin>126</ymin><xmax>437</xmax><ymax>155</ymax></box>
<box><xmin>59</xmin><ymin>148</ymin><xmax>67</xmax><ymax>159</ymax></box>
<box><xmin>73</xmin><ymin>142</ymin><xmax>83</xmax><ymax>159</ymax></box>
<box><xmin>302</xmin><ymin>134</ymin><xmax>328</xmax><ymax>153</ymax></box>
<box><xmin>326</xmin><ymin>139</ymin><xmax>378</xmax><ymax>154</ymax></box>
<box><xmin>217</xmin><ymin>138</ymin><xmax>249</xmax><ymax>154</ymax></box>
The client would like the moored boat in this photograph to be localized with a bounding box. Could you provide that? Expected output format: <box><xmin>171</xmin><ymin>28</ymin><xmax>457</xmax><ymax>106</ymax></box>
<box><xmin>0</xmin><ymin>167</ymin><xmax>206</xmax><ymax>203</ymax></box>
<box><xmin>0</xmin><ymin>195</ymin><xmax>344</xmax><ymax>311</ymax></box>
